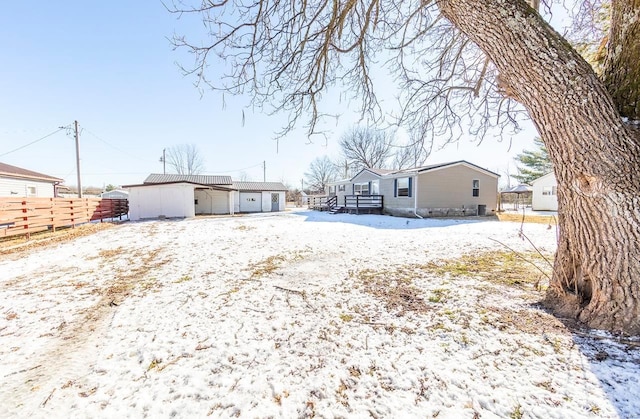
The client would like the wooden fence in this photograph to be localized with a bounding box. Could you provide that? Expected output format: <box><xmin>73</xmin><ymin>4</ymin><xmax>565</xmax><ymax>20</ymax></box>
<box><xmin>0</xmin><ymin>197</ymin><xmax>128</xmax><ymax>239</ymax></box>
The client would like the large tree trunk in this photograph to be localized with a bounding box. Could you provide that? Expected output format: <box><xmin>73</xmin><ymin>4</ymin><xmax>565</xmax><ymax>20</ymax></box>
<box><xmin>438</xmin><ymin>0</ymin><xmax>640</xmax><ymax>334</ymax></box>
<box><xmin>602</xmin><ymin>0</ymin><xmax>640</xmax><ymax>120</ymax></box>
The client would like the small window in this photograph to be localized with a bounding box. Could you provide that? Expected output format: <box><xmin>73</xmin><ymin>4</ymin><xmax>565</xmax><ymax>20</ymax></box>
<box><xmin>396</xmin><ymin>177</ymin><xmax>410</xmax><ymax>197</ymax></box>
<box><xmin>472</xmin><ymin>180</ymin><xmax>480</xmax><ymax>197</ymax></box>
<box><xmin>542</xmin><ymin>186</ymin><xmax>557</xmax><ymax>196</ymax></box>
<box><xmin>329</xmin><ymin>185</ymin><xmax>336</xmax><ymax>195</ymax></box>
<box><xmin>27</xmin><ymin>186</ymin><xmax>36</xmax><ymax>196</ymax></box>
<box><xmin>338</xmin><ymin>184</ymin><xmax>346</xmax><ymax>192</ymax></box>
<box><xmin>194</xmin><ymin>199</ymin><xmax>199</xmax><ymax>205</ymax></box>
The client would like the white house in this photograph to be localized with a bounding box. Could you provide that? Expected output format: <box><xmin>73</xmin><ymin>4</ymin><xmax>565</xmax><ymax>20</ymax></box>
<box><xmin>531</xmin><ymin>172</ymin><xmax>558</xmax><ymax>211</ymax></box>
<box><xmin>0</xmin><ymin>162</ymin><xmax>63</xmax><ymax>198</ymax></box>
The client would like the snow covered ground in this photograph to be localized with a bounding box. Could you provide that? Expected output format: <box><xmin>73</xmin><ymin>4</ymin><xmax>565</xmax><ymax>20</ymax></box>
<box><xmin>0</xmin><ymin>209</ymin><xmax>638</xmax><ymax>418</ymax></box>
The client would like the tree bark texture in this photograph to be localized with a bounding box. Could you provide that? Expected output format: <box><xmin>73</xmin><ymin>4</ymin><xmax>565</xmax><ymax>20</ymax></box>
<box><xmin>438</xmin><ymin>0</ymin><xmax>640</xmax><ymax>333</ymax></box>
<box><xmin>602</xmin><ymin>0</ymin><xmax>640</xmax><ymax>120</ymax></box>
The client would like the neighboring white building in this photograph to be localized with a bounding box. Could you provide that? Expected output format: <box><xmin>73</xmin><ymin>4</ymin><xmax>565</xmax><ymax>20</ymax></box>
<box><xmin>531</xmin><ymin>172</ymin><xmax>558</xmax><ymax>211</ymax></box>
<box><xmin>0</xmin><ymin>162</ymin><xmax>63</xmax><ymax>198</ymax></box>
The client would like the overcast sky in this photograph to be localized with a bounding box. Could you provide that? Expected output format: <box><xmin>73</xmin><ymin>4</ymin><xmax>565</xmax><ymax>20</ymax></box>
<box><xmin>0</xmin><ymin>1</ymin><xmax>539</xmax><ymax>190</ymax></box>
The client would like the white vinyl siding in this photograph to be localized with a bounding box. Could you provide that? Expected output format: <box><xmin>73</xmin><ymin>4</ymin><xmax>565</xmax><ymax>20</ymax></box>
<box><xmin>128</xmin><ymin>183</ymin><xmax>196</xmax><ymax>221</ymax></box>
<box><xmin>0</xmin><ymin>177</ymin><xmax>56</xmax><ymax>198</ymax></box>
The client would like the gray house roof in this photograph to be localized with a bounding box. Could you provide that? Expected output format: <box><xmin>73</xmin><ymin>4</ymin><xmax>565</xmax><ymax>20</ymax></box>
<box><xmin>0</xmin><ymin>162</ymin><xmax>63</xmax><ymax>183</ymax></box>
<box><xmin>144</xmin><ymin>173</ymin><xmax>233</xmax><ymax>186</ymax></box>
<box><xmin>232</xmin><ymin>181</ymin><xmax>288</xmax><ymax>192</ymax></box>
<box><xmin>411</xmin><ymin>160</ymin><xmax>500</xmax><ymax>177</ymax></box>
<box><xmin>349</xmin><ymin>167</ymin><xmax>395</xmax><ymax>181</ymax></box>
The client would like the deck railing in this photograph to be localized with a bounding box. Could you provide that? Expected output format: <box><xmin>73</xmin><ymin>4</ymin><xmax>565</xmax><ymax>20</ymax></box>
<box><xmin>309</xmin><ymin>194</ymin><xmax>383</xmax><ymax>214</ymax></box>
<box><xmin>0</xmin><ymin>197</ymin><xmax>128</xmax><ymax>239</ymax></box>
<box><xmin>342</xmin><ymin>195</ymin><xmax>383</xmax><ymax>214</ymax></box>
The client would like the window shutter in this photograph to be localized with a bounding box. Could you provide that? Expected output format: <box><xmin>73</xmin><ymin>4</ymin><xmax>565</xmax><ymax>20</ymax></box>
<box><xmin>394</xmin><ymin>179</ymin><xmax>397</xmax><ymax>197</ymax></box>
<box><xmin>408</xmin><ymin>177</ymin><xmax>413</xmax><ymax>197</ymax></box>
<box><xmin>352</xmin><ymin>184</ymin><xmax>355</xmax><ymax>194</ymax></box>
<box><xmin>368</xmin><ymin>182</ymin><xmax>372</xmax><ymax>195</ymax></box>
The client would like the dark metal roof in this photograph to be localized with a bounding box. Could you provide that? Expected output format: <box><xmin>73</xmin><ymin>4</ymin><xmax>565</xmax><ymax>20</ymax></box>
<box><xmin>0</xmin><ymin>162</ymin><xmax>63</xmax><ymax>183</ymax></box>
<box><xmin>232</xmin><ymin>181</ymin><xmax>288</xmax><ymax>191</ymax></box>
<box><xmin>124</xmin><ymin>181</ymin><xmax>236</xmax><ymax>191</ymax></box>
<box><xmin>144</xmin><ymin>173</ymin><xmax>233</xmax><ymax>185</ymax></box>
<box><xmin>501</xmin><ymin>184</ymin><xmax>533</xmax><ymax>194</ymax></box>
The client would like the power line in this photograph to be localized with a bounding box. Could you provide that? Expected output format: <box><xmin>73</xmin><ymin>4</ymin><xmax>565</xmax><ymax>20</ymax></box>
<box><xmin>82</xmin><ymin>127</ymin><xmax>152</xmax><ymax>163</ymax></box>
<box><xmin>205</xmin><ymin>162</ymin><xmax>264</xmax><ymax>174</ymax></box>
<box><xmin>0</xmin><ymin>127</ymin><xmax>67</xmax><ymax>157</ymax></box>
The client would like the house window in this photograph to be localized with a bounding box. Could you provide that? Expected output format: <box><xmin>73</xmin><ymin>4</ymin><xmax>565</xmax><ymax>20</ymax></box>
<box><xmin>395</xmin><ymin>177</ymin><xmax>411</xmax><ymax>197</ymax></box>
<box><xmin>338</xmin><ymin>184</ymin><xmax>346</xmax><ymax>192</ymax></box>
<box><xmin>354</xmin><ymin>182</ymin><xmax>369</xmax><ymax>195</ymax></box>
<box><xmin>472</xmin><ymin>180</ymin><xmax>480</xmax><ymax>197</ymax></box>
<box><xmin>329</xmin><ymin>185</ymin><xmax>336</xmax><ymax>195</ymax></box>
<box><xmin>27</xmin><ymin>186</ymin><xmax>36</xmax><ymax>196</ymax></box>
<box><xmin>542</xmin><ymin>186</ymin><xmax>557</xmax><ymax>196</ymax></box>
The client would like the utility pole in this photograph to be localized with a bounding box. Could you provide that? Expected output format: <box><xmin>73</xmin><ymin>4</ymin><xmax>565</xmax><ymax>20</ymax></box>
<box><xmin>300</xmin><ymin>178</ymin><xmax>304</xmax><ymax>192</ymax></box>
<box><xmin>263</xmin><ymin>160</ymin><xmax>266</xmax><ymax>182</ymax></box>
<box><xmin>74</xmin><ymin>120</ymin><xmax>82</xmax><ymax>198</ymax></box>
<box><xmin>159</xmin><ymin>149</ymin><xmax>166</xmax><ymax>174</ymax></box>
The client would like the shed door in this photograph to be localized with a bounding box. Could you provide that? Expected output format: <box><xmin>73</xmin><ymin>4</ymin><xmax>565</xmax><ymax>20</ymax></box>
<box><xmin>240</xmin><ymin>192</ymin><xmax>262</xmax><ymax>212</ymax></box>
<box><xmin>271</xmin><ymin>193</ymin><xmax>279</xmax><ymax>211</ymax></box>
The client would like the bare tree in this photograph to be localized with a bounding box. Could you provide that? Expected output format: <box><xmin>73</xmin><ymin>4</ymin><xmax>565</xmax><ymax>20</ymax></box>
<box><xmin>339</xmin><ymin>127</ymin><xmax>394</xmax><ymax>171</ymax></box>
<box><xmin>170</xmin><ymin>1</ymin><xmax>640</xmax><ymax>334</ymax></box>
<box><xmin>392</xmin><ymin>129</ymin><xmax>432</xmax><ymax>170</ymax></box>
<box><xmin>304</xmin><ymin>156</ymin><xmax>338</xmax><ymax>193</ymax></box>
<box><xmin>166</xmin><ymin>144</ymin><xmax>205</xmax><ymax>175</ymax></box>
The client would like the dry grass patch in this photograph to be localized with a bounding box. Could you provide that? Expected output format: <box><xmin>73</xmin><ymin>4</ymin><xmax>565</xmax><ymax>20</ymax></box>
<box><xmin>497</xmin><ymin>212</ymin><xmax>557</xmax><ymax>226</ymax></box>
<box><xmin>248</xmin><ymin>251</ymin><xmax>307</xmax><ymax>279</ymax></box>
<box><xmin>0</xmin><ymin>222</ymin><xmax>118</xmax><ymax>256</ymax></box>
<box><xmin>350</xmin><ymin>266</ymin><xmax>429</xmax><ymax>315</ymax></box>
<box><xmin>349</xmin><ymin>250</ymin><xmax>553</xmax><ymax>318</ymax></box>
<box><xmin>426</xmin><ymin>250</ymin><xmax>553</xmax><ymax>289</ymax></box>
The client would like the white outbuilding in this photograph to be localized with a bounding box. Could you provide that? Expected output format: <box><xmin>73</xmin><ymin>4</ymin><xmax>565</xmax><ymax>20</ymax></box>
<box><xmin>233</xmin><ymin>181</ymin><xmax>288</xmax><ymax>213</ymax></box>
<box><xmin>531</xmin><ymin>172</ymin><xmax>558</xmax><ymax>211</ymax></box>
<box><xmin>125</xmin><ymin>175</ymin><xmax>289</xmax><ymax>220</ymax></box>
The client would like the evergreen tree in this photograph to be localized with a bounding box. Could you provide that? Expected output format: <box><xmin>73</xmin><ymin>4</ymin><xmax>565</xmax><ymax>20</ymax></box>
<box><xmin>513</xmin><ymin>138</ymin><xmax>553</xmax><ymax>185</ymax></box>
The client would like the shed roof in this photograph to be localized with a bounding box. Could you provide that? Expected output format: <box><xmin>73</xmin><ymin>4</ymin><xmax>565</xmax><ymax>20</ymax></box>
<box><xmin>0</xmin><ymin>162</ymin><xmax>63</xmax><ymax>183</ymax></box>
<box><xmin>232</xmin><ymin>181</ymin><xmax>288</xmax><ymax>192</ymax></box>
<box><xmin>501</xmin><ymin>184</ymin><xmax>533</xmax><ymax>194</ymax></box>
<box><xmin>124</xmin><ymin>181</ymin><xmax>236</xmax><ymax>191</ymax></box>
<box><xmin>144</xmin><ymin>173</ymin><xmax>233</xmax><ymax>185</ymax></box>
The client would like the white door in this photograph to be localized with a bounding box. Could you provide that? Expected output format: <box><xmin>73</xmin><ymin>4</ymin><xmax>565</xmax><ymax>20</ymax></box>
<box><xmin>239</xmin><ymin>192</ymin><xmax>262</xmax><ymax>212</ymax></box>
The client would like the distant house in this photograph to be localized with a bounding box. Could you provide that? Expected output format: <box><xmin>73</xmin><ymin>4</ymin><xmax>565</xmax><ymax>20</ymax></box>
<box><xmin>325</xmin><ymin>160</ymin><xmax>499</xmax><ymax>217</ymax></box>
<box><xmin>0</xmin><ymin>162</ymin><xmax>63</xmax><ymax>198</ymax></box>
<box><xmin>124</xmin><ymin>174</ymin><xmax>288</xmax><ymax>221</ymax></box>
<box><xmin>531</xmin><ymin>172</ymin><xmax>558</xmax><ymax>211</ymax></box>
<box><xmin>100</xmin><ymin>189</ymin><xmax>129</xmax><ymax>200</ymax></box>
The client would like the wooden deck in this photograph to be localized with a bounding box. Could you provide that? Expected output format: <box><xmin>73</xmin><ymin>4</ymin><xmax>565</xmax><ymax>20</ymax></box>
<box><xmin>309</xmin><ymin>195</ymin><xmax>383</xmax><ymax>214</ymax></box>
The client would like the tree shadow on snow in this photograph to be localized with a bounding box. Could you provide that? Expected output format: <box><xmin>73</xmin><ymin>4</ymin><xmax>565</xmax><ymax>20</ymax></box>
<box><xmin>291</xmin><ymin>209</ymin><xmax>490</xmax><ymax>230</ymax></box>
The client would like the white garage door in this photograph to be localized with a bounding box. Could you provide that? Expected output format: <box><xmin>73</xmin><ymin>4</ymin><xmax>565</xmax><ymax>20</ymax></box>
<box><xmin>239</xmin><ymin>192</ymin><xmax>262</xmax><ymax>212</ymax></box>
